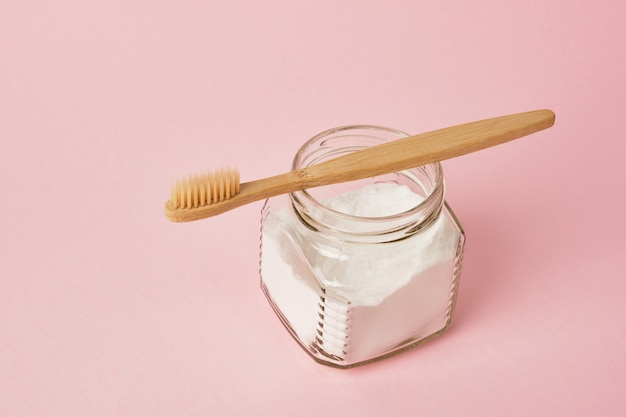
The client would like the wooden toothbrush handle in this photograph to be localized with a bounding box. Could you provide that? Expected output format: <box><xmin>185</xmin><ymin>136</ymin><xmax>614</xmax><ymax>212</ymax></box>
<box><xmin>300</xmin><ymin>109</ymin><xmax>555</xmax><ymax>186</ymax></box>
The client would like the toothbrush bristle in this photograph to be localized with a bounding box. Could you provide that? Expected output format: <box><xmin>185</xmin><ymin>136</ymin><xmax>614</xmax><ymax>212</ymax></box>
<box><xmin>170</xmin><ymin>168</ymin><xmax>240</xmax><ymax>209</ymax></box>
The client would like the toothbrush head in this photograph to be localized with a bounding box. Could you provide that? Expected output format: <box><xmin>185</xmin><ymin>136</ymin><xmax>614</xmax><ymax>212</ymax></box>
<box><xmin>168</xmin><ymin>168</ymin><xmax>240</xmax><ymax>210</ymax></box>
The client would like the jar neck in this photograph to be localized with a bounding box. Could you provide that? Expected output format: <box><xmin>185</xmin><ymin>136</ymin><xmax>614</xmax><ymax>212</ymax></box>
<box><xmin>289</xmin><ymin>125</ymin><xmax>445</xmax><ymax>244</ymax></box>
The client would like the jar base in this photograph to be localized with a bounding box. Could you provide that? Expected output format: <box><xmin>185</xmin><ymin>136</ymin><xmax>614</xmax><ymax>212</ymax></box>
<box><xmin>261</xmin><ymin>280</ymin><xmax>456</xmax><ymax>369</ymax></box>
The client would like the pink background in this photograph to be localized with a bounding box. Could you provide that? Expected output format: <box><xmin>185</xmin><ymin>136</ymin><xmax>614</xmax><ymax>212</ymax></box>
<box><xmin>1</xmin><ymin>1</ymin><xmax>625</xmax><ymax>416</ymax></box>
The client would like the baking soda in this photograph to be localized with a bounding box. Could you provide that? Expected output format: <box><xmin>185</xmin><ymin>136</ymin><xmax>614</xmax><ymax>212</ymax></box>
<box><xmin>260</xmin><ymin>182</ymin><xmax>461</xmax><ymax>364</ymax></box>
<box><xmin>324</xmin><ymin>182</ymin><xmax>424</xmax><ymax>217</ymax></box>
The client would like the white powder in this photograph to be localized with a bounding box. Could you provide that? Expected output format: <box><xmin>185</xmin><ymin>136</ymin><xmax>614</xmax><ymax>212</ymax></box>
<box><xmin>324</xmin><ymin>182</ymin><xmax>424</xmax><ymax>217</ymax></box>
<box><xmin>260</xmin><ymin>182</ymin><xmax>462</xmax><ymax>365</ymax></box>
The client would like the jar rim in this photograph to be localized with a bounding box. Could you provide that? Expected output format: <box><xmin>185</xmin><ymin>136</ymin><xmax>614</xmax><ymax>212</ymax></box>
<box><xmin>290</xmin><ymin>125</ymin><xmax>445</xmax><ymax>223</ymax></box>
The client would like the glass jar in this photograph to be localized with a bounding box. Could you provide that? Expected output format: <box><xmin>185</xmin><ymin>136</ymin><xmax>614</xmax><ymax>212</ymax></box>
<box><xmin>259</xmin><ymin>125</ymin><xmax>465</xmax><ymax>368</ymax></box>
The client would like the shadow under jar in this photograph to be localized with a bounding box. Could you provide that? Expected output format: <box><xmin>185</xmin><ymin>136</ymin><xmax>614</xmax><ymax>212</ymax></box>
<box><xmin>259</xmin><ymin>125</ymin><xmax>465</xmax><ymax>368</ymax></box>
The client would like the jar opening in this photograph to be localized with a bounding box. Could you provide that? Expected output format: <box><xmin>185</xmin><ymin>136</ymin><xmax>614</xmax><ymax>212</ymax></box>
<box><xmin>289</xmin><ymin>125</ymin><xmax>445</xmax><ymax>242</ymax></box>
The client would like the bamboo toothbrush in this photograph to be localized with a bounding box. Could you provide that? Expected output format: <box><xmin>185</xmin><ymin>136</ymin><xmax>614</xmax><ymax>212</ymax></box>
<box><xmin>165</xmin><ymin>109</ymin><xmax>555</xmax><ymax>222</ymax></box>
